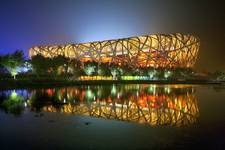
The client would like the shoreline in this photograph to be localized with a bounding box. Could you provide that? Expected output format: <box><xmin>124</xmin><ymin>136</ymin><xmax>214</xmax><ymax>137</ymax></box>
<box><xmin>0</xmin><ymin>79</ymin><xmax>223</xmax><ymax>90</ymax></box>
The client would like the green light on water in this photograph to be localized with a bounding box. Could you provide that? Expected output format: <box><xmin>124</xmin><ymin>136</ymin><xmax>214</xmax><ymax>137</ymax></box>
<box><xmin>148</xmin><ymin>85</ymin><xmax>156</xmax><ymax>94</ymax></box>
<box><xmin>10</xmin><ymin>91</ymin><xmax>18</xmax><ymax>100</ymax></box>
<box><xmin>111</xmin><ymin>85</ymin><xmax>117</xmax><ymax>95</ymax></box>
<box><xmin>148</xmin><ymin>86</ymin><xmax>154</xmax><ymax>93</ymax></box>
<box><xmin>164</xmin><ymin>87</ymin><xmax>171</xmax><ymax>94</ymax></box>
<box><xmin>86</xmin><ymin>89</ymin><xmax>94</xmax><ymax>100</ymax></box>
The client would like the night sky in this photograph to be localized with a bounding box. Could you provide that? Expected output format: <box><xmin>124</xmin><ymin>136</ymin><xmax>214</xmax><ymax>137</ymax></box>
<box><xmin>0</xmin><ymin>0</ymin><xmax>225</xmax><ymax>71</ymax></box>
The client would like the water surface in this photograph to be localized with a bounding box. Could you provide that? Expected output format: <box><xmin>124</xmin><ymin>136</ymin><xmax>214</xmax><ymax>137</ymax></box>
<box><xmin>0</xmin><ymin>84</ymin><xmax>225</xmax><ymax>149</ymax></box>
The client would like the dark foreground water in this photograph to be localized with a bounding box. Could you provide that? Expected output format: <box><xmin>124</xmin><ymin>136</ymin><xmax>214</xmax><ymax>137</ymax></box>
<box><xmin>0</xmin><ymin>84</ymin><xmax>225</xmax><ymax>150</ymax></box>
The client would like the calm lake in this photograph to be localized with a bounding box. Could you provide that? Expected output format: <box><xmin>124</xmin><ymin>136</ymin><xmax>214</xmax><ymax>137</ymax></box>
<box><xmin>0</xmin><ymin>84</ymin><xmax>225</xmax><ymax>149</ymax></box>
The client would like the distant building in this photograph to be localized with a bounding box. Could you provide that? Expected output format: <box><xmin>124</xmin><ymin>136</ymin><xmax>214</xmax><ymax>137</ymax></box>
<box><xmin>29</xmin><ymin>33</ymin><xmax>200</xmax><ymax>68</ymax></box>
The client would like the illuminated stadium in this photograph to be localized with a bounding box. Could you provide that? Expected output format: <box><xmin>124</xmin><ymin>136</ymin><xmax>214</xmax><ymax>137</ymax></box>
<box><xmin>29</xmin><ymin>33</ymin><xmax>200</xmax><ymax>68</ymax></box>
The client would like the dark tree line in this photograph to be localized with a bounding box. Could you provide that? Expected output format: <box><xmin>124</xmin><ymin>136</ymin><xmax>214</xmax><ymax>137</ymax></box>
<box><xmin>2</xmin><ymin>51</ymin><xmax>223</xmax><ymax>81</ymax></box>
<box><xmin>29</xmin><ymin>54</ymin><xmax>197</xmax><ymax>80</ymax></box>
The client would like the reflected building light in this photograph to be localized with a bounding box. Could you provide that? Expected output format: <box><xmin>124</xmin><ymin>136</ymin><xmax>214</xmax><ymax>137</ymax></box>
<box><xmin>137</xmin><ymin>84</ymin><xmax>140</xmax><ymax>89</ymax></box>
<box><xmin>164</xmin><ymin>86</ymin><xmax>171</xmax><ymax>94</ymax></box>
<box><xmin>29</xmin><ymin>85</ymin><xmax>199</xmax><ymax>127</ymax></box>
<box><xmin>111</xmin><ymin>85</ymin><xmax>117</xmax><ymax>95</ymax></box>
<box><xmin>117</xmin><ymin>93</ymin><xmax>120</xmax><ymax>99</ymax></box>
<box><xmin>97</xmin><ymin>90</ymin><xmax>102</xmax><ymax>97</ymax></box>
<box><xmin>153</xmin><ymin>85</ymin><xmax>156</xmax><ymax>95</ymax></box>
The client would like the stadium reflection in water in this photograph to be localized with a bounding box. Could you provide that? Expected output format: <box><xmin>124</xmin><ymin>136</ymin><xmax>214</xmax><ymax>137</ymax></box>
<box><xmin>25</xmin><ymin>84</ymin><xmax>199</xmax><ymax>127</ymax></box>
<box><xmin>0</xmin><ymin>84</ymin><xmax>199</xmax><ymax>126</ymax></box>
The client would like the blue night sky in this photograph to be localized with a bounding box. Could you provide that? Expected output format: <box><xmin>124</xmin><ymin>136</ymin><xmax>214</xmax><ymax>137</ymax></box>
<box><xmin>0</xmin><ymin>0</ymin><xmax>225</xmax><ymax>71</ymax></box>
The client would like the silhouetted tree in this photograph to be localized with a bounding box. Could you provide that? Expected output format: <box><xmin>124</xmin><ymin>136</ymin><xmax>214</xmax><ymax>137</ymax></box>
<box><xmin>30</xmin><ymin>54</ymin><xmax>51</xmax><ymax>75</ymax></box>
<box><xmin>109</xmin><ymin>63</ymin><xmax>122</xmax><ymax>80</ymax></box>
<box><xmin>83</xmin><ymin>61</ymin><xmax>98</xmax><ymax>75</ymax></box>
<box><xmin>68</xmin><ymin>59</ymin><xmax>83</xmax><ymax>77</ymax></box>
<box><xmin>51</xmin><ymin>55</ymin><xmax>69</xmax><ymax>75</ymax></box>
<box><xmin>97</xmin><ymin>62</ymin><xmax>111</xmax><ymax>76</ymax></box>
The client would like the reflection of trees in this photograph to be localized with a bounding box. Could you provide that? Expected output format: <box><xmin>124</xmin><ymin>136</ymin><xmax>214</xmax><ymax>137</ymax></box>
<box><xmin>28</xmin><ymin>89</ymin><xmax>65</xmax><ymax>112</ymax></box>
<box><xmin>0</xmin><ymin>91</ymin><xmax>25</xmax><ymax>116</ymax></box>
<box><xmin>0</xmin><ymin>85</ymin><xmax>199</xmax><ymax>126</ymax></box>
<box><xmin>38</xmin><ymin>85</ymin><xmax>199</xmax><ymax>127</ymax></box>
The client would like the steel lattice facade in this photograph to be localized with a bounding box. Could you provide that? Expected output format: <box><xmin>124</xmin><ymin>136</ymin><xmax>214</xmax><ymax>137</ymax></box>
<box><xmin>29</xmin><ymin>33</ymin><xmax>200</xmax><ymax>68</ymax></box>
